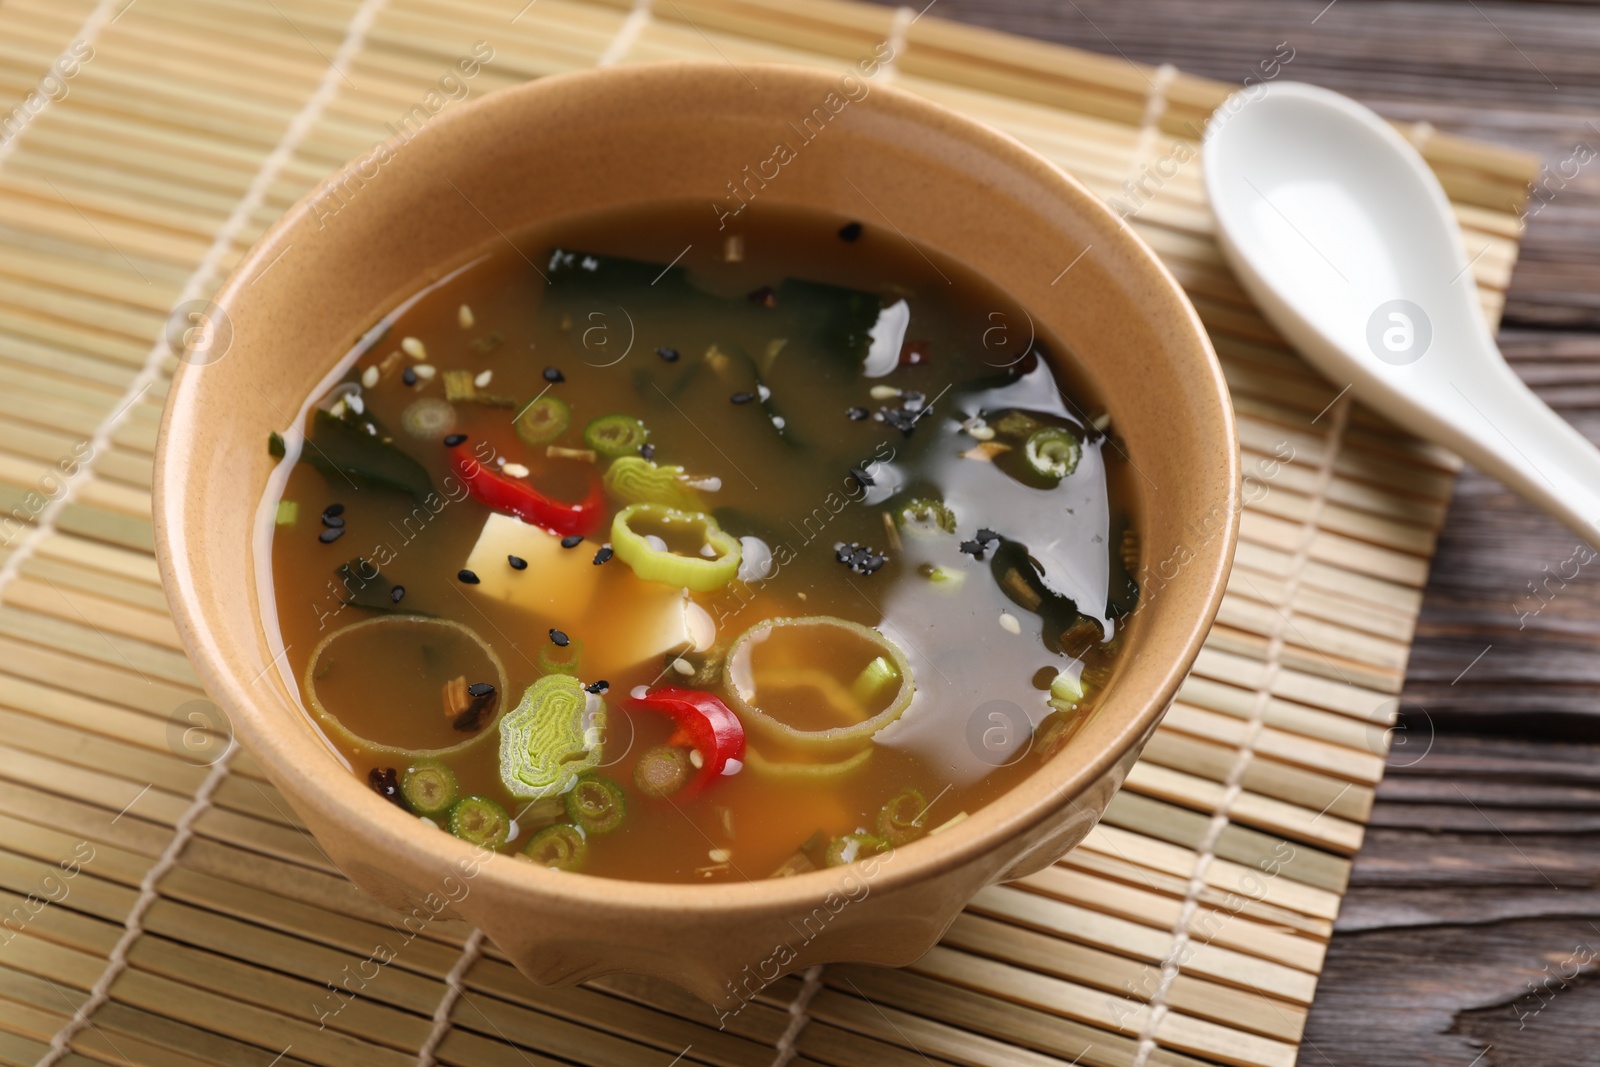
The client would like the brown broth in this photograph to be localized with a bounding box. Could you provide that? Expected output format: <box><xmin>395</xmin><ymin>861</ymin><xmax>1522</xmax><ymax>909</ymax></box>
<box><xmin>263</xmin><ymin>201</ymin><xmax>1141</xmax><ymax>883</ymax></box>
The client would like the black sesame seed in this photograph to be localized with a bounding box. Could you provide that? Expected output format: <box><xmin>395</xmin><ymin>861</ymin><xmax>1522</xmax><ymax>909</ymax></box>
<box><xmin>457</xmin><ymin>568</ymin><xmax>480</xmax><ymax>584</ymax></box>
<box><xmin>560</xmin><ymin>534</ymin><xmax>584</xmax><ymax>549</ymax></box>
<box><xmin>318</xmin><ymin>527</ymin><xmax>345</xmax><ymax>544</ymax></box>
<box><xmin>467</xmin><ymin>682</ymin><xmax>496</xmax><ymax>698</ymax></box>
<box><xmin>592</xmin><ymin>545</ymin><xmax>614</xmax><ymax>565</ymax></box>
<box><xmin>585</xmin><ymin>680</ymin><xmax>610</xmax><ymax>695</ymax></box>
<box><xmin>638</xmin><ymin>443</ymin><xmax>655</xmax><ymax>460</ymax></box>
<box><xmin>507</xmin><ymin>554</ymin><xmax>527</xmax><ymax>570</ymax></box>
<box><xmin>549</xmin><ymin>628</ymin><xmax>570</xmax><ymax>647</ymax></box>
<box><xmin>730</xmin><ymin>391</ymin><xmax>755</xmax><ymax>405</ymax></box>
<box><xmin>747</xmin><ymin>285</ymin><xmax>776</xmax><ymax>308</ymax></box>
<box><xmin>837</xmin><ymin>221</ymin><xmax>863</xmax><ymax>242</ymax></box>
<box><xmin>389</xmin><ymin>584</ymin><xmax>405</xmax><ymax>603</ymax></box>
<box><xmin>401</xmin><ymin>366</ymin><xmax>418</xmax><ymax>386</ymax></box>
<box><xmin>656</xmin><ymin>346</ymin><xmax>680</xmax><ymax>362</ymax></box>
<box><xmin>846</xmin><ymin>406</ymin><xmax>869</xmax><ymax>421</ymax></box>
<box><xmin>321</xmin><ymin>513</ymin><xmax>345</xmax><ymax>529</ymax></box>
<box><xmin>323</xmin><ymin>503</ymin><xmax>346</xmax><ymax>518</ymax></box>
<box><xmin>976</xmin><ymin>527</ymin><xmax>1001</xmax><ymax>545</ymax></box>
<box><xmin>443</xmin><ymin>433</ymin><xmax>467</xmax><ymax>447</ymax></box>
<box><xmin>834</xmin><ymin>541</ymin><xmax>887</xmax><ymax>575</ymax></box>
<box><xmin>543</xmin><ymin>366</ymin><xmax>565</xmax><ymax>383</ymax></box>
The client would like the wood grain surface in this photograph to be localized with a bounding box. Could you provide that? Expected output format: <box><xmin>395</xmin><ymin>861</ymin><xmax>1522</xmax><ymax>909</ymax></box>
<box><xmin>869</xmin><ymin>1</ymin><xmax>1600</xmax><ymax>1063</ymax></box>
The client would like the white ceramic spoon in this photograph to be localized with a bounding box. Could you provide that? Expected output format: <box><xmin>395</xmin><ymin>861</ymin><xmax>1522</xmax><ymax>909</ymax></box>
<box><xmin>1203</xmin><ymin>80</ymin><xmax>1600</xmax><ymax>546</ymax></box>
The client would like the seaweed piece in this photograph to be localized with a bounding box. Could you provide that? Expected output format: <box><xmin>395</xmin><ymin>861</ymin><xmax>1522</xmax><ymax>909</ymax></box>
<box><xmin>989</xmin><ymin>537</ymin><xmax>1105</xmax><ymax>655</ymax></box>
<box><xmin>296</xmin><ymin>409</ymin><xmax>433</xmax><ymax>500</ymax></box>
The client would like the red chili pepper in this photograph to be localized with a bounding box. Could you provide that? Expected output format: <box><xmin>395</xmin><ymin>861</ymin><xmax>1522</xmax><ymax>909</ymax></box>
<box><xmin>625</xmin><ymin>687</ymin><xmax>745</xmax><ymax>797</ymax></box>
<box><xmin>450</xmin><ymin>445</ymin><xmax>602</xmax><ymax>537</ymax></box>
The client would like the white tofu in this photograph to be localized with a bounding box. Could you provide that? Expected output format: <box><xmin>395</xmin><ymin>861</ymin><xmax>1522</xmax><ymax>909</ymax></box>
<box><xmin>463</xmin><ymin>513</ymin><xmax>712</xmax><ymax>677</ymax></box>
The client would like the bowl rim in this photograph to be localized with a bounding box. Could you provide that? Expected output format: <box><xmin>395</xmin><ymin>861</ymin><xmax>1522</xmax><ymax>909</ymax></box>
<box><xmin>155</xmin><ymin>59</ymin><xmax>1239</xmax><ymax>913</ymax></box>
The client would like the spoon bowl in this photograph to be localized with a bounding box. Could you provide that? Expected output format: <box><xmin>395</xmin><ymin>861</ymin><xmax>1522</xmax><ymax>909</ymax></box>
<box><xmin>1205</xmin><ymin>81</ymin><xmax>1600</xmax><ymax>545</ymax></box>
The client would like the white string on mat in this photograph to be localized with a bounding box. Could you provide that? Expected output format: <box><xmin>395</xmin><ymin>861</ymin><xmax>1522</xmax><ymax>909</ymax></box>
<box><xmin>880</xmin><ymin>6</ymin><xmax>914</xmax><ymax>83</ymax></box>
<box><xmin>598</xmin><ymin>0</ymin><xmax>653</xmax><ymax>67</ymax></box>
<box><xmin>415</xmin><ymin>928</ymin><xmax>485</xmax><ymax>1067</ymax></box>
<box><xmin>36</xmin><ymin>744</ymin><xmax>237</xmax><ymax>1067</ymax></box>
<box><xmin>1128</xmin><ymin>393</ymin><xmax>1353</xmax><ymax>1067</ymax></box>
<box><xmin>0</xmin><ymin>0</ymin><xmax>123</xmax><ymax>172</ymax></box>
<box><xmin>0</xmin><ymin>0</ymin><xmax>389</xmax><ymax>610</ymax></box>
<box><xmin>1129</xmin><ymin>62</ymin><xmax>1179</xmax><ymax>182</ymax></box>
<box><xmin>768</xmin><ymin>964</ymin><xmax>825</xmax><ymax>1067</ymax></box>
<box><xmin>30</xmin><ymin>0</ymin><xmax>392</xmax><ymax>1059</ymax></box>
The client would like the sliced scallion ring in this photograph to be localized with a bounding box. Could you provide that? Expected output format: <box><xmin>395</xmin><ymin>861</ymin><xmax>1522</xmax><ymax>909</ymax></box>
<box><xmin>895</xmin><ymin>497</ymin><xmax>956</xmax><ymax>537</ymax></box>
<box><xmin>876</xmin><ymin>787</ymin><xmax>927</xmax><ymax>846</ymax></box>
<box><xmin>401</xmin><ymin>762</ymin><xmax>458</xmax><ymax>817</ymax></box>
<box><xmin>498</xmin><ymin>674</ymin><xmax>605</xmax><ymax>799</ymax></box>
<box><xmin>634</xmin><ymin>744</ymin><xmax>693</xmax><ymax>798</ymax></box>
<box><xmin>611</xmin><ymin>503</ymin><xmax>741</xmax><ymax>592</ymax></box>
<box><xmin>521</xmin><ymin>823</ymin><xmax>586</xmax><ymax>870</ymax></box>
<box><xmin>583</xmin><ymin>414</ymin><xmax>649</xmax><ymax>457</ymax></box>
<box><xmin>400</xmin><ymin>398</ymin><xmax>456</xmax><ymax>439</ymax></box>
<box><xmin>603</xmin><ymin>456</ymin><xmax>702</xmax><ymax>510</ymax></box>
<box><xmin>514</xmin><ymin>395</ymin><xmax>570</xmax><ymax>445</ymax></box>
<box><xmin>564</xmin><ymin>773</ymin><xmax>626</xmax><ymax>834</ymax></box>
<box><xmin>724</xmin><ymin>616</ymin><xmax>913</xmax><ymax>755</ymax></box>
<box><xmin>448</xmin><ymin>795</ymin><xmax>510</xmax><ymax>848</ymax></box>
<box><xmin>742</xmin><ymin>745</ymin><xmax>873</xmax><ymax>781</ymax></box>
<box><xmin>1023</xmin><ymin>426</ymin><xmax>1081</xmax><ymax>480</ymax></box>
<box><xmin>303</xmin><ymin>615</ymin><xmax>507</xmax><ymax>759</ymax></box>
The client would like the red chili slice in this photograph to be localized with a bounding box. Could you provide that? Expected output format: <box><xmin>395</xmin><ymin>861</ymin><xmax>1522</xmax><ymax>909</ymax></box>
<box><xmin>450</xmin><ymin>444</ymin><xmax>602</xmax><ymax>537</ymax></box>
<box><xmin>625</xmin><ymin>687</ymin><xmax>745</xmax><ymax>797</ymax></box>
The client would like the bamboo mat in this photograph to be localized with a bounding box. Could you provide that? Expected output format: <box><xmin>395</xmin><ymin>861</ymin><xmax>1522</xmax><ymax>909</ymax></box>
<box><xmin>0</xmin><ymin>1</ymin><xmax>1538</xmax><ymax>1065</ymax></box>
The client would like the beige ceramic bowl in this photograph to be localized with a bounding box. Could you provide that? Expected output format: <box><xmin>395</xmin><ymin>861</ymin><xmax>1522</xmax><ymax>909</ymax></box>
<box><xmin>155</xmin><ymin>61</ymin><xmax>1238</xmax><ymax>1008</ymax></box>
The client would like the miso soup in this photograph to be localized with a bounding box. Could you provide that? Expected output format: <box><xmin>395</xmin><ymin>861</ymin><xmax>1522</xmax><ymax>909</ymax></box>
<box><xmin>261</xmin><ymin>202</ymin><xmax>1140</xmax><ymax>883</ymax></box>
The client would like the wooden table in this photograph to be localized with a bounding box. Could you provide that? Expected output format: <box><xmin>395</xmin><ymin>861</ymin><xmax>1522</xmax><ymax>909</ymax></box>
<box><xmin>869</xmin><ymin>2</ymin><xmax>1600</xmax><ymax>1062</ymax></box>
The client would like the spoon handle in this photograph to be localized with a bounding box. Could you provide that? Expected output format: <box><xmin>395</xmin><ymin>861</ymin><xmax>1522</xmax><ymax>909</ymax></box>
<box><xmin>1435</xmin><ymin>349</ymin><xmax>1600</xmax><ymax>549</ymax></box>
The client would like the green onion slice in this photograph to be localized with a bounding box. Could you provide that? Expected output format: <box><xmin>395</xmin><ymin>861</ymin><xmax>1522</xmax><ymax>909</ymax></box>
<box><xmin>583</xmin><ymin>414</ymin><xmax>648</xmax><ymax>457</ymax></box>
<box><xmin>1023</xmin><ymin>426</ymin><xmax>1081</xmax><ymax>480</ymax></box>
<box><xmin>400</xmin><ymin>398</ymin><xmax>457</xmax><ymax>439</ymax></box>
<box><xmin>448</xmin><ymin>795</ymin><xmax>510</xmax><ymax>848</ymax></box>
<box><xmin>498</xmin><ymin>674</ymin><xmax>605</xmax><ymax>799</ymax></box>
<box><xmin>401</xmin><ymin>762</ymin><xmax>458</xmax><ymax>817</ymax></box>
<box><xmin>564</xmin><ymin>773</ymin><xmax>627</xmax><ymax>834</ymax></box>
<box><xmin>514</xmin><ymin>395</ymin><xmax>571</xmax><ymax>445</ymax></box>
<box><xmin>522</xmin><ymin>823</ymin><xmax>587</xmax><ymax>870</ymax></box>
<box><xmin>634</xmin><ymin>744</ymin><xmax>693</xmax><ymax>798</ymax></box>
<box><xmin>825</xmin><ymin>832</ymin><xmax>889</xmax><ymax>867</ymax></box>
<box><xmin>724</xmin><ymin>616</ymin><xmax>914</xmax><ymax>755</ymax></box>
<box><xmin>876</xmin><ymin>787</ymin><xmax>927</xmax><ymax>846</ymax></box>
<box><xmin>611</xmin><ymin>503</ymin><xmax>741</xmax><ymax>592</ymax></box>
<box><xmin>743</xmin><ymin>745</ymin><xmax>873</xmax><ymax>781</ymax></box>
<box><xmin>895</xmin><ymin>497</ymin><xmax>956</xmax><ymax>537</ymax></box>
<box><xmin>304</xmin><ymin>615</ymin><xmax>507</xmax><ymax>759</ymax></box>
<box><xmin>602</xmin><ymin>456</ymin><xmax>702</xmax><ymax>510</ymax></box>
<box><xmin>850</xmin><ymin>656</ymin><xmax>901</xmax><ymax>708</ymax></box>
<box><xmin>537</xmin><ymin>636</ymin><xmax>582</xmax><ymax>676</ymax></box>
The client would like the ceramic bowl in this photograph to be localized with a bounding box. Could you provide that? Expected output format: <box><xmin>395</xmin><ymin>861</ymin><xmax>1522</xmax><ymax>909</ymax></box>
<box><xmin>155</xmin><ymin>61</ymin><xmax>1238</xmax><ymax>1009</ymax></box>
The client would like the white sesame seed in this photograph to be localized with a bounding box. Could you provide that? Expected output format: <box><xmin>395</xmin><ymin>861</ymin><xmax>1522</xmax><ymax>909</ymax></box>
<box><xmin>723</xmin><ymin>234</ymin><xmax>744</xmax><ymax>262</ymax></box>
<box><xmin>458</xmin><ymin>304</ymin><xmax>475</xmax><ymax>330</ymax></box>
<box><xmin>413</xmin><ymin>364</ymin><xmax>436</xmax><ymax>380</ymax></box>
<box><xmin>672</xmin><ymin>658</ymin><xmax>695</xmax><ymax>676</ymax></box>
<box><xmin>346</xmin><ymin>395</ymin><xmax>365</xmax><ymax>415</ymax></box>
<box><xmin>631</xmin><ymin>685</ymin><xmax>651</xmax><ymax>699</ymax></box>
<box><xmin>708</xmin><ymin>847</ymin><xmax>730</xmax><ymax>862</ymax></box>
<box><xmin>474</xmin><ymin>369</ymin><xmax>493</xmax><ymax>388</ymax></box>
<box><xmin>721</xmin><ymin>757</ymin><xmax>743</xmax><ymax>776</ymax></box>
<box><xmin>401</xmin><ymin>336</ymin><xmax>427</xmax><ymax>360</ymax></box>
<box><xmin>999</xmin><ymin>612</ymin><xmax>1021</xmax><ymax>635</ymax></box>
<box><xmin>506</xmin><ymin>819</ymin><xmax>519</xmax><ymax>841</ymax></box>
<box><xmin>689</xmin><ymin>749</ymin><xmax>705</xmax><ymax>769</ymax></box>
<box><xmin>869</xmin><ymin>384</ymin><xmax>901</xmax><ymax>401</ymax></box>
<box><xmin>419</xmin><ymin>816</ymin><xmax>438</xmax><ymax>828</ymax></box>
<box><xmin>501</xmin><ymin>462</ymin><xmax>530</xmax><ymax>478</ymax></box>
<box><xmin>771</xmin><ymin>416</ymin><xmax>786</xmax><ymax>430</ymax></box>
<box><xmin>757</xmin><ymin>384</ymin><xmax>771</xmax><ymax>401</ymax></box>
<box><xmin>361</xmin><ymin>365</ymin><xmax>379</xmax><ymax>389</ymax></box>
